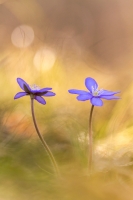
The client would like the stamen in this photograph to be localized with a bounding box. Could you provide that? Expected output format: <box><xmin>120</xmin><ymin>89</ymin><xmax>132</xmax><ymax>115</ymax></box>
<box><xmin>91</xmin><ymin>86</ymin><xmax>103</xmax><ymax>96</ymax></box>
<box><xmin>94</xmin><ymin>84</ymin><xmax>97</xmax><ymax>90</ymax></box>
<box><xmin>30</xmin><ymin>84</ymin><xmax>40</xmax><ymax>91</ymax></box>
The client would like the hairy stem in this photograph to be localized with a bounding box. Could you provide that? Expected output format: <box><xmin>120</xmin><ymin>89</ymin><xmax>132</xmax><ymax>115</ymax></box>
<box><xmin>88</xmin><ymin>105</ymin><xmax>94</xmax><ymax>173</ymax></box>
<box><xmin>30</xmin><ymin>98</ymin><xmax>60</xmax><ymax>177</ymax></box>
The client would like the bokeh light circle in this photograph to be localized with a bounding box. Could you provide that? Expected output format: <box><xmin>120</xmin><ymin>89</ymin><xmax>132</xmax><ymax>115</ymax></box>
<box><xmin>11</xmin><ymin>25</ymin><xmax>34</xmax><ymax>48</ymax></box>
<box><xmin>33</xmin><ymin>48</ymin><xmax>56</xmax><ymax>71</ymax></box>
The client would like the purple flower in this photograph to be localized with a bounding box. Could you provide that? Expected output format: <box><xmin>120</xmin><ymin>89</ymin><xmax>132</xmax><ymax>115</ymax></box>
<box><xmin>68</xmin><ymin>77</ymin><xmax>120</xmax><ymax>106</ymax></box>
<box><xmin>14</xmin><ymin>78</ymin><xmax>55</xmax><ymax>105</ymax></box>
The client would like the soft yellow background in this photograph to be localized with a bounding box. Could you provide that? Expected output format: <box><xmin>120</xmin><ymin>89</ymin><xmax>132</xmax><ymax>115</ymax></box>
<box><xmin>0</xmin><ymin>0</ymin><xmax>133</xmax><ymax>199</ymax></box>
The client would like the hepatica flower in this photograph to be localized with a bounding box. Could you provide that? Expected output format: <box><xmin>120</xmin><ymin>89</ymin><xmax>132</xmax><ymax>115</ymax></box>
<box><xmin>68</xmin><ymin>77</ymin><xmax>120</xmax><ymax>106</ymax></box>
<box><xmin>14</xmin><ymin>78</ymin><xmax>55</xmax><ymax>104</ymax></box>
<box><xmin>68</xmin><ymin>77</ymin><xmax>120</xmax><ymax>173</ymax></box>
<box><xmin>14</xmin><ymin>78</ymin><xmax>59</xmax><ymax>176</ymax></box>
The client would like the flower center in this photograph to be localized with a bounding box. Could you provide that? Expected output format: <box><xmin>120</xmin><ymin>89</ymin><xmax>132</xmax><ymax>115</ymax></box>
<box><xmin>30</xmin><ymin>84</ymin><xmax>40</xmax><ymax>91</ymax></box>
<box><xmin>92</xmin><ymin>85</ymin><xmax>103</xmax><ymax>96</ymax></box>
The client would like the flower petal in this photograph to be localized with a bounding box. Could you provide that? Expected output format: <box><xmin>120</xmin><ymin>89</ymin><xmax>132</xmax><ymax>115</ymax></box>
<box><xmin>17</xmin><ymin>78</ymin><xmax>31</xmax><ymax>93</ymax></box>
<box><xmin>100</xmin><ymin>95</ymin><xmax>120</xmax><ymax>100</ymax></box>
<box><xmin>39</xmin><ymin>88</ymin><xmax>52</xmax><ymax>92</ymax></box>
<box><xmin>33</xmin><ymin>88</ymin><xmax>53</xmax><ymax>96</ymax></box>
<box><xmin>100</xmin><ymin>90</ymin><xmax>120</xmax><ymax>96</ymax></box>
<box><xmin>34</xmin><ymin>91</ymin><xmax>55</xmax><ymax>96</ymax></box>
<box><xmin>68</xmin><ymin>89</ymin><xmax>90</xmax><ymax>95</ymax></box>
<box><xmin>43</xmin><ymin>91</ymin><xmax>56</xmax><ymax>96</ymax></box>
<box><xmin>90</xmin><ymin>97</ymin><xmax>103</xmax><ymax>106</ymax></box>
<box><xmin>14</xmin><ymin>92</ymin><xmax>28</xmax><ymax>99</ymax></box>
<box><xmin>85</xmin><ymin>77</ymin><xmax>98</xmax><ymax>92</ymax></box>
<box><xmin>32</xmin><ymin>90</ymin><xmax>42</xmax><ymax>94</ymax></box>
<box><xmin>34</xmin><ymin>96</ymin><xmax>46</xmax><ymax>105</ymax></box>
<box><xmin>77</xmin><ymin>94</ymin><xmax>92</xmax><ymax>101</ymax></box>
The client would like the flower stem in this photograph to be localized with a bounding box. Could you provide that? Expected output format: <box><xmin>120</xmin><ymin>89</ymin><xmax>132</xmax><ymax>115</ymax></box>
<box><xmin>30</xmin><ymin>98</ymin><xmax>60</xmax><ymax>177</ymax></box>
<box><xmin>88</xmin><ymin>105</ymin><xmax>94</xmax><ymax>173</ymax></box>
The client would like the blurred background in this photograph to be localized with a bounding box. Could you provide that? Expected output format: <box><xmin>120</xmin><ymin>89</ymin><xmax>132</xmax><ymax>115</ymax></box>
<box><xmin>0</xmin><ymin>0</ymin><xmax>133</xmax><ymax>199</ymax></box>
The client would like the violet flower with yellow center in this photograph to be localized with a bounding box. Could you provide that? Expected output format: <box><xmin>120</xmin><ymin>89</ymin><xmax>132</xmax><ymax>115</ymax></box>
<box><xmin>68</xmin><ymin>77</ymin><xmax>120</xmax><ymax>106</ymax></box>
<box><xmin>14</xmin><ymin>78</ymin><xmax>60</xmax><ymax>177</ymax></box>
<box><xmin>14</xmin><ymin>78</ymin><xmax>55</xmax><ymax>104</ymax></box>
<box><xmin>68</xmin><ymin>77</ymin><xmax>120</xmax><ymax>173</ymax></box>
